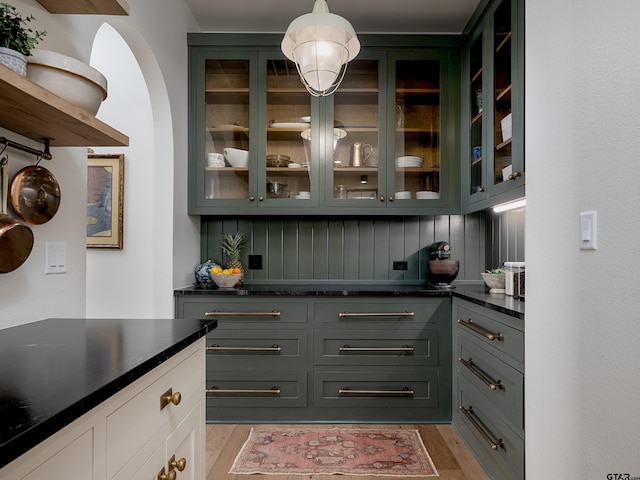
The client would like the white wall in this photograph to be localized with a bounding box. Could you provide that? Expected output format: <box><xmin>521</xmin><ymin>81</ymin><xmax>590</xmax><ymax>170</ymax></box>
<box><xmin>526</xmin><ymin>1</ymin><xmax>640</xmax><ymax>478</ymax></box>
<box><xmin>0</xmin><ymin>0</ymin><xmax>200</xmax><ymax>327</ymax></box>
<box><xmin>86</xmin><ymin>24</ymin><xmax>156</xmax><ymax>318</ymax></box>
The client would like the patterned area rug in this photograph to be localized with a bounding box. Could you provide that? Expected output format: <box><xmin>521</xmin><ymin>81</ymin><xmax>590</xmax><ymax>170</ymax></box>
<box><xmin>229</xmin><ymin>427</ymin><xmax>439</xmax><ymax>476</ymax></box>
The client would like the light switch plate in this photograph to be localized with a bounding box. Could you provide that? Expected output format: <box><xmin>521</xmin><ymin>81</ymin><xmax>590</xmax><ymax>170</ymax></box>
<box><xmin>580</xmin><ymin>211</ymin><xmax>597</xmax><ymax>250</ymax></box>
<box><xmin>45</xmin><ymin>242</ymin><xmax>67</xmax><ymax>274</ymax></box>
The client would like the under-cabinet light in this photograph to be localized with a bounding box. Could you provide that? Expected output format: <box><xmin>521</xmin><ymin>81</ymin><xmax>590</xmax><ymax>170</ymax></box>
<box><xmin>493</xmin><ymin>198</ymin><xmax>526</xmax><ymax>213</ymax></box>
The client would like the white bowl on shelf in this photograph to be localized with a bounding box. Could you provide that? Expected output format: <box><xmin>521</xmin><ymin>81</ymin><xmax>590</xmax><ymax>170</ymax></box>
<box><xmin>223</xmin><ymin>148</ymin><xmax>249</xmax><ymax>168</ymax></box>
<box><xmin>26</xmin><ymin>49</ymin><xmax>108</xmax><ymax>115</ymax></box>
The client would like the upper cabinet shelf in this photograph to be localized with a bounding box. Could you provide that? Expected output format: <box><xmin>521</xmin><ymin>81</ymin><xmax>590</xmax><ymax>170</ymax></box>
<box><xmin>35</xmin><ymin>0</ymin><xmax>130</xmax><ymax>15</ymax></box>
<box><xmin>0</xmin><ymin>65</ymin><xmax>129</xmax><ymax>147</ymax></box>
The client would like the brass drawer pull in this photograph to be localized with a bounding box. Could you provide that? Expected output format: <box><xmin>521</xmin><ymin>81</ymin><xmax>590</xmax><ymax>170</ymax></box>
<box><xmin>457</xmin><ymin>318</ymin><xmax>503</xmax><ymax>341</ymax></box>
<box><xmin>340</xmin><ymin>344</ymin><xmax>414</xmax><ymax>353</ymax></box>
<box><xmin>207</xmin><ymin>344</ymin><xmax>281</xmax><ymax>352</ymax></box>
<box><xmin>206</xmin><ymin>386</ymin><xmax>281</xmax><ymax>395</ymax></box>
<box><xmin>338</xmin><ymin>310</ymin><xmax>414</xmax><ymax>318</ymax></box>
<box><xmin>459</xmin><ymin>357</ymin><xmax>503</xmax><ymax>391</ymax></box>
<box><xmin>160</xmin><ymin>388</ymin><xmax>182</xmax><ymax>411</ymax></box>
<box><xmin>459</xmin><ymin>405</ymin><xmax>504</xmax><ymax>450</ymax></box>
<box><xmin>168</xmin><ymin>454</ymin><xmax>187</xmax><ymax>472</ymax></box>
<box><xmin>157</xmin><ymin>467</ymin><xmax>175</xmax><ymax>480</ymax></box>
<box><xmin>205</xmin><ymin>310</ymin><xmax>281</xmax><ymax>317</ymax></box>
<box><xmin>338</xmin><ymin>386</ymin><xmax>414</xmax><ymax>396</ymax></box>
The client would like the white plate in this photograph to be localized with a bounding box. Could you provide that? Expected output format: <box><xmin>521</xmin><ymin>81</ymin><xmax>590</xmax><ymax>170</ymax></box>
<box><xmin>396</xmin><ymin>155</ymin><xmax>423</xmax><ymax>161</ymax></box>
<box><xmin>288</xmin><ymin>163</ymin><xmax>302</xmax><ymax>168</ymax></box>
<box><xmin>269</xmin><ymin>122</ymin><xmax>310</xmax><ymax>129</ymax></box>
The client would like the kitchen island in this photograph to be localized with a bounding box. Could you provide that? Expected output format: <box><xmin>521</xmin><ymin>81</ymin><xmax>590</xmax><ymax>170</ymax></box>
<box><xmin>0</xmin><ymin>317</ymin><xmax>216</xmax><ymax>479</ymax></box>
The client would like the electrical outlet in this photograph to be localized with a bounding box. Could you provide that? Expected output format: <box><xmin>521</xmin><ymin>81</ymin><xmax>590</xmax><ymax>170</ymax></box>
<box><xmin>393</xmin><ymin>261</ymin><xmax>408</xmax><ymax>271</ymax></box>
<box><xmin>248</xmin><ymin>254</ymin><xmax>263</xmax><ymax>270</ymax></box>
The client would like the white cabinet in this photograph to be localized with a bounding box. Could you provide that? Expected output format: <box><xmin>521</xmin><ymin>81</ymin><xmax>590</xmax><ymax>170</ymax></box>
<box><xmin>22</xmin><ymin>429</ymin><xmax>94</xmax><ymax>480</ymax></box>
<box><xmin>0</xmin><ymin>338</ymin><xmax>206</xmax><ymax>480</ymax></box>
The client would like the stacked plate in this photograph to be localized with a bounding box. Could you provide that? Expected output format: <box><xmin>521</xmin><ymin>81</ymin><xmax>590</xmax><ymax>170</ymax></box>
<box><xmin>294</xmin><ymin>191</ymin><xmax>310</xmax><ymax>200</ymax></box>
<box><xmin>396</xmin><ymin>156</ymin><xmax>423</xmax><ymax>168</ymax></box>
<box><xmin>416</xmin><ymin>191</ymin><xmax>440</xmax><ymax>200</ymax></box>
<box><xmin>394</xmin><ymin>191</ymin><xmax>411</xmax><ymax>199</ymax></box>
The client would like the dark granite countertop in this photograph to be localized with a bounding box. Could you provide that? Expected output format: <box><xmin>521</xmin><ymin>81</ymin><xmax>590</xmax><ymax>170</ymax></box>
<box><xmin>175</xmin><ymin>283</ymin><xmax>524</xmax><ymax>318</ymax></box>
<box><xmin>452</xmin><ymin>285</ymin><xmax>524</xmax><ymax>319</ymax></box>
<box><xmin>0</xmin><ymin>318</ymin><xmax>217</xmax><ymax>469</ymax></box>
<box><xmin>175</xmin><ymin>283</ymin><xmax>453</xmax><ymax>297</ymax></box>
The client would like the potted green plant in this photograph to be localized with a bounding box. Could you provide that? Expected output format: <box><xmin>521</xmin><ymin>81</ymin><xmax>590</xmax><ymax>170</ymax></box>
<box><xmin>0</xmin><ymin>2</ymin><xmax>45</xmax><ymax>75</ymax></box>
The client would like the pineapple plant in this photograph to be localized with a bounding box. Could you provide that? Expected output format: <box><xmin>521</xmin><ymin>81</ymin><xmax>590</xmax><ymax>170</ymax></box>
<box><xmin>220</xmin><ymin>232</ymin><xmax>245</xmax><ymax>274</ymax></box>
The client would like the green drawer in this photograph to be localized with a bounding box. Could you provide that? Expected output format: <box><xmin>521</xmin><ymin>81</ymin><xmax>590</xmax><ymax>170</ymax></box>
<box><xmin>313</xmin><ymin>371</ymin><xmax>439</xmax><ymax>409</ymax></box>
<box><xmin>456</xmin><ymin>333</ymin><xmax>524</xmax><ymax>432</ymax></box>
<box><xmin>313</xmin><ymin>328</ymin><xmax>439</xmax><ymax>366</ymax></box>
<box><xmin>179</xmin><ymin>297</ymin><xmax>309</xmax><ymax>327</ymax></box>
<box><xmin>206</xmin><ymin>329</ymin><xmax>308</xmax><ymax>368</ymax></box>
<box><xmin>454</xmin><ymin>374</ymin><xmax>524</xmax><ymax>480</ymax></box>
<box><xmin>314</xmin><ymin>298</ymin><xmax>445</xmax><ymax>328</ymax></box>
<box><xmin>205</xmin><ymin>371</ymin><xmax>307</xmax><ymax>410</ymax></box>
<box><xmin>455</xmin><ymin>301</ymin><xmax>524</xmax><ymax>365</ymax></box>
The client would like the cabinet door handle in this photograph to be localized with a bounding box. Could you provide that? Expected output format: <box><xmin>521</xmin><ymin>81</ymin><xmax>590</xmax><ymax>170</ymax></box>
<box><xmin>458</xmin><ymin>357</ymin><xmax>503</xmax><ymax>391</ymax></box>
<box><xmin>259</xmin><ymin>196</ymin><xmax>264</xmax><ymax>201</ymax></box>
<box><xmin>458</xmin><ymin>405</ymin><xmax>504</xmax><ymax>450</ymax></box>
<box><xmin>457</xmin><ymin>318</ymin><xmax>503</xmax><ymax>341</ymax></box>
<box><xmin>168</xmin><ymin>454</ymin><xmax>187</xmax><ymax>472</ymax></box>
<box><xmin>157</xmin><ymin>467</ymin><xmax>176</xmax><ymax>480</ymax></box>
<box><xmin>388</xmin><ymin>196</ymin><xmax>394</xmax><ymax>202</ymax></box>
<box><xmin>340</xmin><ymin>344</ymin><xmax>414</xmax><ymax>353</ymax></box>
<box><xmin>160</xmin><ymin>388</ymin><xmax>182</xmax><ymax>411</ymax></box>
<box><xmin>205</xmin><ymin>310</ymin><xmax>281</xmax><ymax>317</ymax></box>
<box><xmin>207</xmin><ymin>344</ymin><xmax>281</xmax><ymax>352</ymax></box>
<box><xmin>338</xmin><ymin>386</ymin><xmax>414</xmax><ymax>396</ymax></box>
<box><xmin>249</xmin><ymin>196</ymin><xmax>255</xmax><ymax>201</ymax></box>
<box><xmin>379</xmin><ymin>196</ymin><xmax>385</xmax><ymax>202</ymax></box>
<box><xmin>508</xmin><ymin>170</ymin><xmax>522</xmax><ymax>180</ymax></box>
<box><xmin>206</xmin><ymin>386</ymin><xmax>281</xmax><ymax>395</ymax></box>
<box><xmin>339</xmin><ymin>310</ymin><xmax>414</xmax><ymax>318</ymax></box>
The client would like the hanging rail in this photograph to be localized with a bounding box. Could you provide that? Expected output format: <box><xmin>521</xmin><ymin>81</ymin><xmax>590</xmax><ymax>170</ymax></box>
<box><xmin>0</xmin><ymin>137</ymin><xmax>52</xmax><ymax>161</ymax></box>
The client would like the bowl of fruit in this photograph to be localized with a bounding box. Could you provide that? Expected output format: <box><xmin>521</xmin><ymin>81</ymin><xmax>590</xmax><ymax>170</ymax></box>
<box><xmin>209</xmin><ymin>265</ymin><xmax>242</xmax><ymax>288</ymax></box>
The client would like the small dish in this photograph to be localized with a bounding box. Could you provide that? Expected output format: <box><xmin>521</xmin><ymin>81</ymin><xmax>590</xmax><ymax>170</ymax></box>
<box><xmin>288</xmin><ymin>163</ymin><xmax>302</xmax><ymax>168</ymax></box>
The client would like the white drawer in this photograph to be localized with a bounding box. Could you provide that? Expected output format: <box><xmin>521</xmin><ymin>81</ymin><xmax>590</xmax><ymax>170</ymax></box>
<box><xmin>106</xmin><ymin>347</ymin><xmax>202</xmax><ymax>477</ymax></box>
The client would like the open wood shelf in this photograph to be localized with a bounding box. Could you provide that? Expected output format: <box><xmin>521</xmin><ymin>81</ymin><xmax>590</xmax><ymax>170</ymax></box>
<box><xmin>35</xmin><ymin>0</ymin><xmax>129</xmax><ymax>15</ymax></box>
<box><xmin>0</xmin><ymin>65</ymin><xmax>129</xmax><ymax>147</ymax></box>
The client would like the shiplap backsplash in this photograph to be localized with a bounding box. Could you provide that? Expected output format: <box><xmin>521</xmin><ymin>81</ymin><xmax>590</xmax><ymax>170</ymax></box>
<box><xmin>201</xmin><ymin>214</ymin><xmax>488</xmax><ymax>284</ymax></box>
<box><xmin>487</xmin><ymin>206</ymin><xmax>525</xmax><ymax>268</ymax></box>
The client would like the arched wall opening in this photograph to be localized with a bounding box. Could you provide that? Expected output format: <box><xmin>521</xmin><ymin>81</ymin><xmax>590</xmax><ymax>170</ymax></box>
<box><xmin>86</xmin><ymin>21</ymin><xmax>175</xmax><ymax>318</ymax></box>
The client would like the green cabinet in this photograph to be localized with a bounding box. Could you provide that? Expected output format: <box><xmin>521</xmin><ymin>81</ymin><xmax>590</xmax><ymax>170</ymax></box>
<box><xmin>175</xmin><ymin>293</ymin><xmax>451</xmax><ymax>422</ymax></box>
<box><xmin>188</xmin><ymin>34</ymin><xmax>460</xmax><ymax>216</ymax></box>
<box><xmin>452</xmin><ymin>297</ymin><xmax>525</xmax><ymax>480</ymax></box>
<box><xmin>462</xmin><ymin>0</ymin><xmax>525</xmax><ymax>213</ymax></box>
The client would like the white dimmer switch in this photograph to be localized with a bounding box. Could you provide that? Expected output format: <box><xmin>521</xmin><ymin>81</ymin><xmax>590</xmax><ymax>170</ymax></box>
<box><xmin>579</xmin><ymin>211</ymin><xmax>597</xmax><ymax>250</ymax></box>
<box><xmin>45</xmin><ymin>242</ymin><xmax>67</xmax><ymax>274</ymax></box>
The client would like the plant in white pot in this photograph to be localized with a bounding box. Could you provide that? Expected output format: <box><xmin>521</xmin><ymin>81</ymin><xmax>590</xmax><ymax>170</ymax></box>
<box><xmin>0</xmin><ymin>2</ymin><xmax>45</xmax><ymax>75</ymax></box>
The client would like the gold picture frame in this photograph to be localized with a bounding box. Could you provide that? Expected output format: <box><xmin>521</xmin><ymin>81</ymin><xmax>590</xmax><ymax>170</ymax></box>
<box><xmin>87</xmin><ymin>154</ymin><xmax>124</xmax><ymax>249</ymax></box>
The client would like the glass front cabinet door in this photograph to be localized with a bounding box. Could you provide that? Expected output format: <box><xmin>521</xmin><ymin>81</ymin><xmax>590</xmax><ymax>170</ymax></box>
<box><xmin>462</xmin><ymin>0</ymin><xmax>524</xmax><ymax>213</ymax></box>
<box><xmin>189</xmin><ymin>49</ymin><xmax>317</xmax><ymax>214</ymax></box>
<box><xmin>324</xmin><ymin>49</ymin><xmax>457</xmax><ymax>214</ymax></box>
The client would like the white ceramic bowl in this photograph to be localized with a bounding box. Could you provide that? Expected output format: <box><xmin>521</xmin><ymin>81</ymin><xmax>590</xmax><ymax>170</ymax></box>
<box><xmin>26</xmin><ymin>49</ymin><xmax>108</xmax><ymax>115</ymax></box>
<box><xmin>211</xmin><ymin>273</ymin><xmax>242</xmax><ymax>288</ymax></box>
<box><xmin>223</xmin><ymin>148</ymin><xmax>249</xmax><ymax>168</ymax></box>
<box><xmin>481</xmin><ymin>273</ymin><xmax>506</xmax><ymax>293</ymax></box>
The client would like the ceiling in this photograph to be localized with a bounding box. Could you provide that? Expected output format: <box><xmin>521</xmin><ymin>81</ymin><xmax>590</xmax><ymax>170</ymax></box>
<box><xmin>183</xmin><ymin>0</ymin><xmax>483</xmax><ymax>35</ymax></box>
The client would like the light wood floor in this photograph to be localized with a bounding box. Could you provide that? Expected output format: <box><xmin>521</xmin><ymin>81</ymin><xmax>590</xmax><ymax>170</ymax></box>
<box><xmin>205</xmin><ymin>424</ymin><xmax>489</xmax><ymax>480</ymax></box>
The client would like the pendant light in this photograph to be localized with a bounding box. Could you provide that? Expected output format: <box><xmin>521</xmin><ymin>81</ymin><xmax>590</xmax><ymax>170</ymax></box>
<box><xmin>281</xmin><ymin>0</ymin><xmax>360</xmax><ymax>96</ymax></box>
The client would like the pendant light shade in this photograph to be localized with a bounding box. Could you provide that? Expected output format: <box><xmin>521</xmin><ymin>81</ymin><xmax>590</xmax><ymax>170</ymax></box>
<box><xmin>281</xmin><ymin>0</ymin><xmax>360</xmax><ymax>96</ymax></box>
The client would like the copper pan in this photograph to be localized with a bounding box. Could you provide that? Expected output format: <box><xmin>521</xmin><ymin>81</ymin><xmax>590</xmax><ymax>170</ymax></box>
<box><xmin>10</xmin><ymin>164</ymin><xmax>61</xmax><ymax>225</ymax></box>
<box><xmin>0</xmin><ymin>157</ymin><xmax>34</xmax><ymax>273</ymax></box>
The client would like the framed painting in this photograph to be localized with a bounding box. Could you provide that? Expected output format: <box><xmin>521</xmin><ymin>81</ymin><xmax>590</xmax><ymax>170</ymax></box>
<box><xmin>87</xmin><ymin>154</ymin><xmax>124</xmax><ymax>249</ymax></box>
